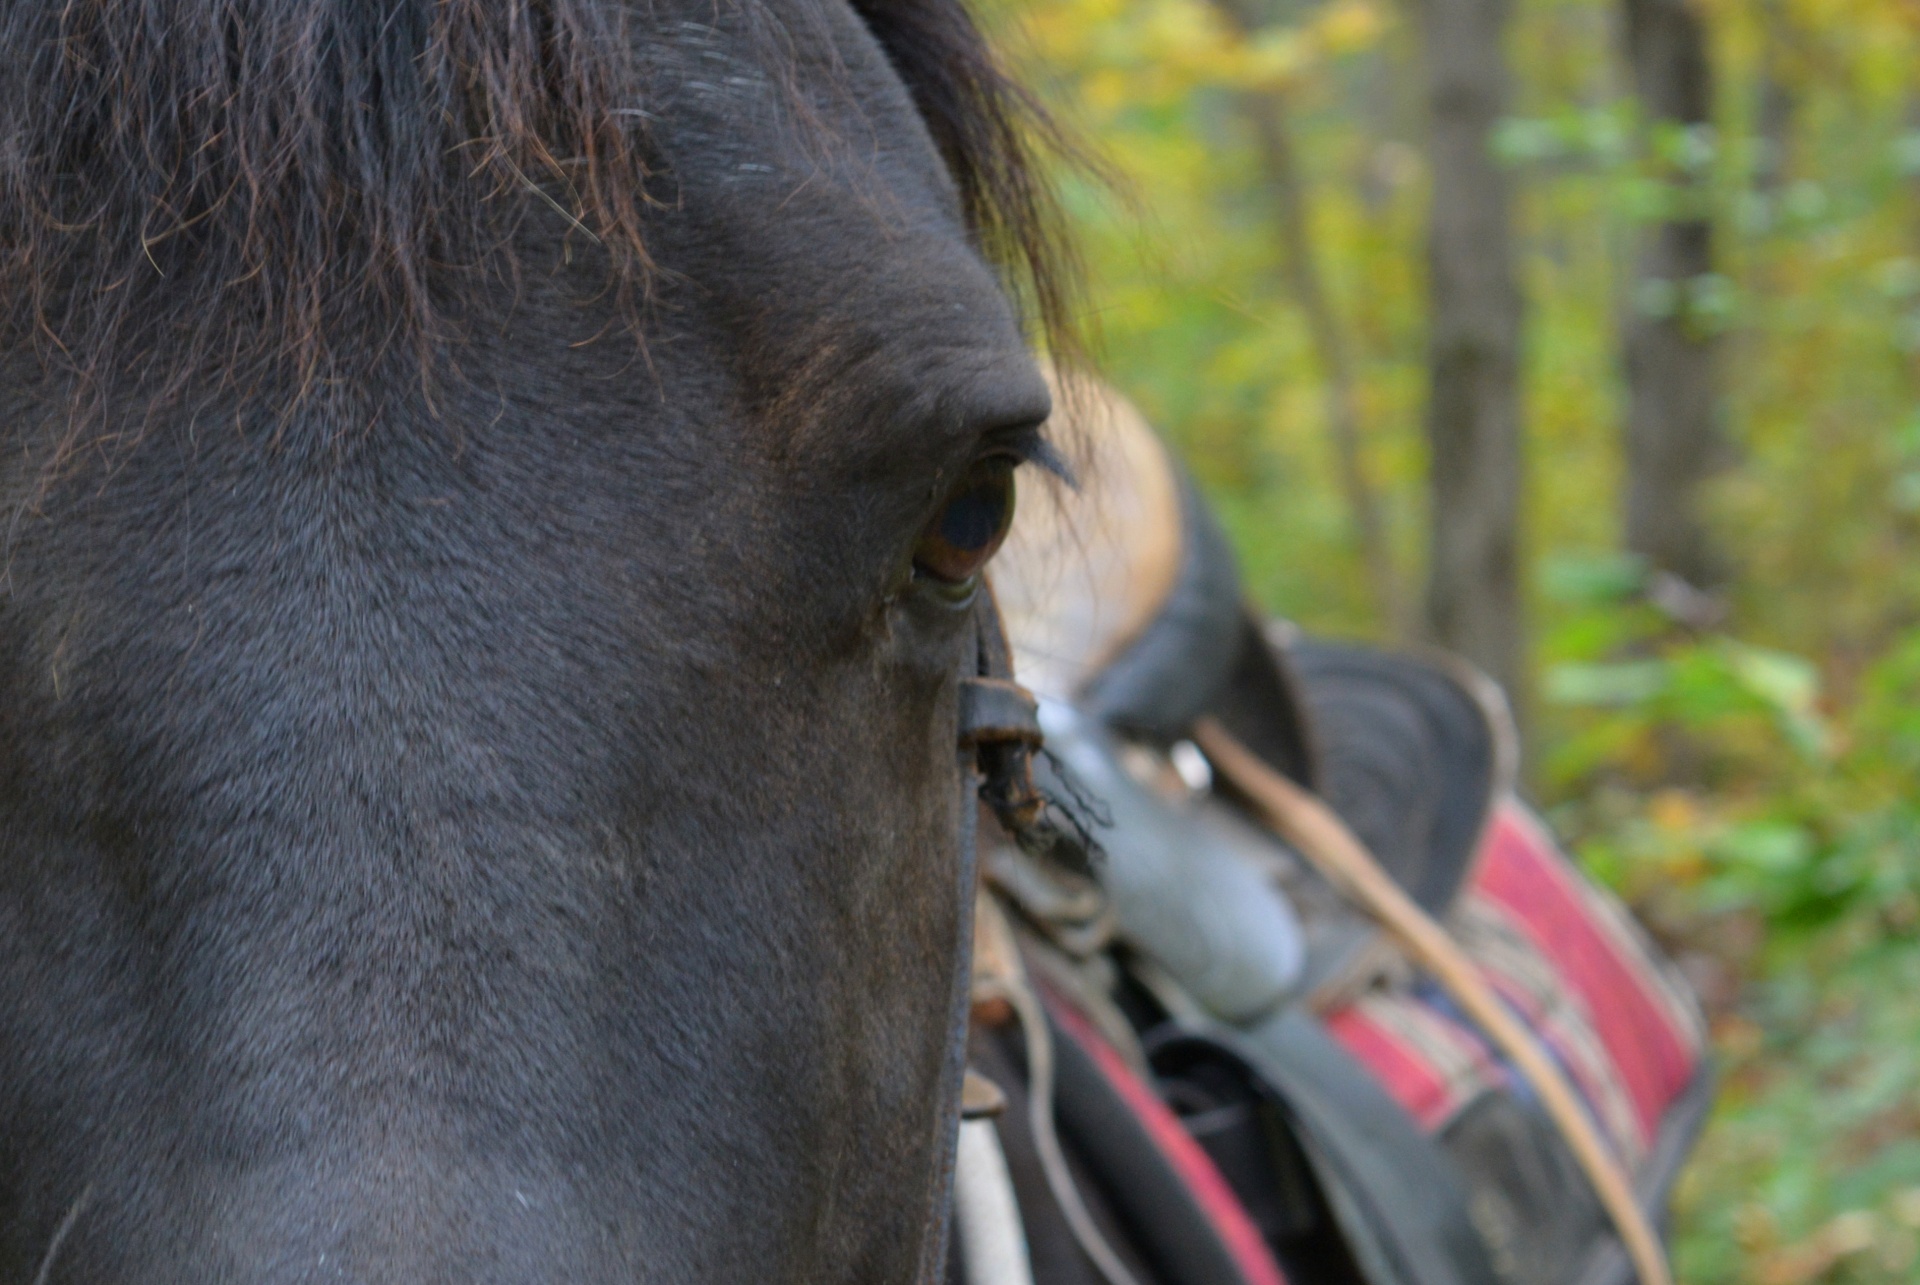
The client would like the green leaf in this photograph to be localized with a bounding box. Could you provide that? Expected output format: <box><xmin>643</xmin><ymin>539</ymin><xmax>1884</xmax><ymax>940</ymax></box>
<box><xmin>1544</xmin><ymin>660</ymin><xmax>1668</xmax><ymax>706</ymax></box>
<box><xmin>1539</xmin><ymin>551</ymin><xmax>1647</xmax><ymax>604</ymax></box>
<box><xmin>1713</xmin><ymin>821</ymin><xmax>1815</xmax><ymax>875</ymax></box>
<box><xmin>1724</xmin><ymin>643</ymin><xmax>1819</xmax><ymax>716</ymax></box>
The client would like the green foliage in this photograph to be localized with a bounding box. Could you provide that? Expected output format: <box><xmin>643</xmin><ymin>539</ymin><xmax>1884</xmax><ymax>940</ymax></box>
<box><xmin>992</xmin><ymin>0</ymin><xmax>1920</xmax><ymax>1277</ymax></box>
<box><xmin>1542</xmin><ymin>609</ymin><xmax>1920</xmax><ymax>1282</ymax></box>
<box><xmin>1526</xmin><ymin>543</ymin><xmax>1920</xmax><ymax>1280</ymax></box>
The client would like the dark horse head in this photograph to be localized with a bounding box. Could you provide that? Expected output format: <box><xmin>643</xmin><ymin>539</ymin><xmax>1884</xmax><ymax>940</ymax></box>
<box><xmin>0</xmin><ymin>1</ymin><xmax>1068</xmax><ymax>1279</ymax></box>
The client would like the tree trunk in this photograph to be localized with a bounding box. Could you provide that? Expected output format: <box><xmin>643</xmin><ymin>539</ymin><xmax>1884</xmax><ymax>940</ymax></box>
<box><xmin>1211</xmin><ymin>0</ymin><xmax>1410</xmax><ymax>639</ymax></box>
<box><xmin>1419</xmin><ymin>0</ymin><xmax>1527</xmax><ymax>709</ymax></box>
<box><xmin>1622</xmin><ymin>0</ymin><xmax>1724</xmax><ymax>589</ymax></box>
<box><xmin>1753</xmin><ymin>0</ymin><xmax>1793</xmax><ymax>197</ymax></box>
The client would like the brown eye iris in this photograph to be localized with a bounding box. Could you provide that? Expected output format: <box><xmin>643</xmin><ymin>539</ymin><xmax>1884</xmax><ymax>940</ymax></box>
<box><xmin>913</xmin><ymin>457</ymin><xmax>1018</xmax><ymax>585</ymax></box>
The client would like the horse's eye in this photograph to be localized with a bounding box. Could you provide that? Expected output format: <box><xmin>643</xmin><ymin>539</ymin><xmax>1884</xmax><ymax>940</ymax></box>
<box><xmin>913</xmin><ymin>456</ymin><xmax>1018</xmax><ymax>585</ymax></box>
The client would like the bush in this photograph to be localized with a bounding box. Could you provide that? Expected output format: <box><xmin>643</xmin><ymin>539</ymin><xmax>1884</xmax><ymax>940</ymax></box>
<box><xmin>1540</xmin><ymin>556</ymin><xmax>1920</xmax><ymax>1285</ymax></box>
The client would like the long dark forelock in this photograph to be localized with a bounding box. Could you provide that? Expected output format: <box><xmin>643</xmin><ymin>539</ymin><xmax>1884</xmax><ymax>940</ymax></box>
<box><xmin>0</xmin><ymin>0</ymin><xmax>1076</xmax><ymax>445</ymax></box>
<box><xmin>0</xmin><ymin>0</ymin><xmax>655</xmax><ymax>435</ymax></box>
<box><xmin>847</xmin><ymin>0</ymin><xmax>1082</xmax><ymax>359</ymax></box>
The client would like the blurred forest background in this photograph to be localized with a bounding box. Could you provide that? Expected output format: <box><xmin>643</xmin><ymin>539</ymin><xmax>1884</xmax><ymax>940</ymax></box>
<box><xmin>986</xmin><ymin>0</ymin><xmax>1920</xmax><ymax>1278</ymax></box>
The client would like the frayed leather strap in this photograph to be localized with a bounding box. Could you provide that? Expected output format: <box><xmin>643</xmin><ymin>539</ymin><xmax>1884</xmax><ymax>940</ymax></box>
<box><xmin>958</xmin><ymin>676</ymin><xmax>1042</xmax><ymax>751</ymax></box>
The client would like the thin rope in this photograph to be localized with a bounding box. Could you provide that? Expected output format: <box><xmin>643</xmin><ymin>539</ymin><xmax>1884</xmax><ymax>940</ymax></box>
<box><xmin>974</xmin><ymin>971</ymin><xmax>1144</xmax><ymax>1285</ymax></box>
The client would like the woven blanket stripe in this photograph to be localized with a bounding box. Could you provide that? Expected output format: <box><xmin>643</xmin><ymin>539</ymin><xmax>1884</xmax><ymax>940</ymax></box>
<box><xmin>1325</xmin><ymin>802</ymin><xmax>1706</xmax><ymax>1166</ymax></box>
<box><xmin>1449</xmin><ymin>895</ymin><xmax>1647</xmax><ymax>1162</ymax></box>
<box><xmin>1325</xmin><ymin>974</ymin><xmax>1641</xmax><ymax>1166</ymax></box>
<box><xmin>1511</xmin><ymin>805</ymin><xmax>1707</xmax><ymax>1052</ymax></box>
<box><xmin>1472</xmin><ymin>805</ymin><xmax>1703</xmax><ymax>1139</ymax></box>
<box><xmin>1324</xmin><ymin>994</ymin><xmax>1503</xmax><ymax>1133</ymax></box>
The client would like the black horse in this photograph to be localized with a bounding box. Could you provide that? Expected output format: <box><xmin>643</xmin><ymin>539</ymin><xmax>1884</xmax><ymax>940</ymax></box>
<box><xmin>0</xmin><ymin>2</ymin><xmax>1071</xmax><ymax>1280</ymax></box>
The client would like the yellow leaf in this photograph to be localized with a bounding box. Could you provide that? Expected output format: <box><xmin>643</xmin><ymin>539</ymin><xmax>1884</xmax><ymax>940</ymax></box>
<box><xmin>1313</xmin><ymin>0</ymin><xmax>1388</xmax><ymax>54</ymax></box>
<box><xmin>1648</xmin><ymin>788</ymin><xmax>1701</xmax><ymax>832</ymax></box>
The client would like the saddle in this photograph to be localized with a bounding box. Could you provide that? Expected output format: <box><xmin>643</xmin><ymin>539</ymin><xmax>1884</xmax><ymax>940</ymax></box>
<box><xmin>953</xmin><ymin>380</ymin><xmax>1712</xmax><ymax>1285</ymax></box>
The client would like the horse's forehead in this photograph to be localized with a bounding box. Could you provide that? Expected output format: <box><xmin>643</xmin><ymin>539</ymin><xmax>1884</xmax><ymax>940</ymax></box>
<box><xmin>649</xmin><ymin>0</ymin><xmax>963</xmax><ymax>228</ymax></box>
<box><xmin>637</xmin><ymin>1</ymin><xmax>1031</xmax><ymax>452</ymax></box>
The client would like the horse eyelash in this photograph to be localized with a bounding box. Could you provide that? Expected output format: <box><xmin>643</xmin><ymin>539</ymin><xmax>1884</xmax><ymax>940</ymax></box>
<box><xmin>985</xmin><ymin>424</ymin><xmax>1074</xmax><ymax>488</ymax></box>
<box><xmin>1018</xmin><ymin>435</ymin><xmax>1076</xmax><ymax>489</ymax></box>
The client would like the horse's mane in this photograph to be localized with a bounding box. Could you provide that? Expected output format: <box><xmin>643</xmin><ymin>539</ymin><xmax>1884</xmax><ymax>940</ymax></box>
<box><xmin>848</xmin><ymin>0</ymin><xmax>1079</xmax><ymax>353</ymax></box>
<box><xmin>0</xmin><ymin>0</ymin><xmax>1073</xmax><ymax>431</ymax></box>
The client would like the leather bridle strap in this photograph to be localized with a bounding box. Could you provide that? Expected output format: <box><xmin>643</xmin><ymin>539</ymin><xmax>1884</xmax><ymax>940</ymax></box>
<box><xmin>960</xmin><ymin>584</ymin><xmax>1095</xmax><ymax>879</ymax></box>
<box><xmin>918</xmin><ymin>587</ymin><xmax>1046</xmax><ymax>1284</ymax></box>
<box><xmin>954</xmin><ymin>588</ymin><xmax>1147</xmax><ymax>1285</ymax></box>
<box><xmin>958</xmin><ymin>585</ymin><xmax>1047</xmax><ymax>838</ymax></box>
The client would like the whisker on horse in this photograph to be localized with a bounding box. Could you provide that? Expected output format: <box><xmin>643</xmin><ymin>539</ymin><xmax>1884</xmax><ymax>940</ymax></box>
<box><xmin>31</xmin><ymin>1183</ymin><xmax>92</xmax><ymax>1285</ymax></box>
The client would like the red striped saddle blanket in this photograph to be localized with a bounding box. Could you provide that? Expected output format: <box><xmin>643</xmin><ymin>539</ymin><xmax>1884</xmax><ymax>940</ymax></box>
<box><xmin>968</xmin><ymin>792</ymin><xmax>1708</xmax><ymax>1285</ymax></box>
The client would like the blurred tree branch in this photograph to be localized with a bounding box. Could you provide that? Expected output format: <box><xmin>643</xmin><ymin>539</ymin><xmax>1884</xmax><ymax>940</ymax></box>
<box><xmin>1417</xmin><ymin>0</ymin><xmax>1527</xmax><ymax>713</ymax></box>
<box><xmin>1621</xmin><ymin>0</ymin><xmax>1727</xmax><ymax>591</ymax></box>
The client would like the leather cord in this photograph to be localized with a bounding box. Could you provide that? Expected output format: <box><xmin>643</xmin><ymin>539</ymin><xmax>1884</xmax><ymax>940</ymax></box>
<box><xmin>973</xmin><ymin>894</ymin><xmax>1144</xmax><ymax>1285</ymax></box>
<box><xmin>1194</xmin><ymin>718</ymin><xmax>1675</xmax><ymax>1285</ymax></box>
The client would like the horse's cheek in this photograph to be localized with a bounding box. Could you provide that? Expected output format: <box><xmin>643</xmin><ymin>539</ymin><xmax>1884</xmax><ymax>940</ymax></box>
<box><xmin>779</xmin><ymin>637</ymin><xmax>972</xmax><ymax>1277</ymax></box>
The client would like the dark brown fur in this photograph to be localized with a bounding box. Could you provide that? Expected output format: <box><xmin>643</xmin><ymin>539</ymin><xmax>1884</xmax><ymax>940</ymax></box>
<box><xmin>0</xmin><ymin>0</ymin><xmax>1071</xmax><ymax>455</ymax></box>
<box><xmin>0</xmin><ymin>1</ymin><xmax>1074</xmax><ymax>1281</ymax></box>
